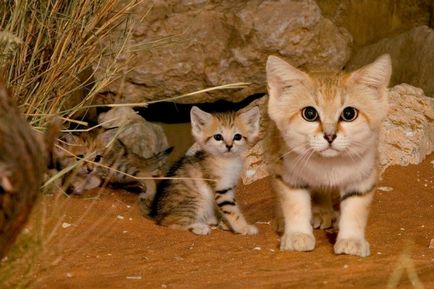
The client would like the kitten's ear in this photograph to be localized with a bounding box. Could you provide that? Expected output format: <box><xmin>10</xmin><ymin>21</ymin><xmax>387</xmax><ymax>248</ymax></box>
<box><xmin>266</xmin><ymin>56</ymin><xmax>311</xmax><ymax>99</ymax></box>
<box><xmin>239</xmin><ymin>106</ymin><xmax>260</xmax><ymax>140</ymax></box>
<box><xmin>347</xmin><ymin>54</ymin><xmax>392</xmax><ymax>90</ymax></box>
<box><xmin>190</xmin><ymin>106</ymin><xmax>212</xmax><ymax>135</ymax></box>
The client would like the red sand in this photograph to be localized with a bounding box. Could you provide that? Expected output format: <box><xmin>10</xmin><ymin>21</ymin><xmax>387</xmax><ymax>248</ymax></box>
<box><xmin>20</xmin><ymin>154</ymin><xmax>434</xmax><ymax>288</ymax></box>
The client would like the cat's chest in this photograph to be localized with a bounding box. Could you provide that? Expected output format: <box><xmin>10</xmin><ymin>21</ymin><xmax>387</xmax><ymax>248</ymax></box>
<box><xmin>283</xmin><ymin>152</ymin><xmax>375</xmax><ymax>188</ymax></box>
<box><xmin>211</xmin><ymin>157</ymin><xmax>243</xmax><ymax>188</ymax></box>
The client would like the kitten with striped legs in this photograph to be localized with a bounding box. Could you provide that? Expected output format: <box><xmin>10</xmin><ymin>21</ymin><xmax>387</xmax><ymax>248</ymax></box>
<box><xmin>142</xmin><ymin>106</ymin><xmax>260</xmax><ymax>235</ymax></box>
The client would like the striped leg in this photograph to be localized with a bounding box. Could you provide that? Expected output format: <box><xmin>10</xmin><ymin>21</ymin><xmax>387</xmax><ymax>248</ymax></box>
<box><xmin>334</xmin><ymin>189</ymin><xmax>374</xmax><ymax>257</ymax></box>
<box><xmin>214</xmin><ymin>187</ymin><xmax>258</xmax><ymax>235</ymax></box>
<box><xmin>272</xmin><ymin>177</ymin><xmax>315</xmax><ymax>251</ymax></box>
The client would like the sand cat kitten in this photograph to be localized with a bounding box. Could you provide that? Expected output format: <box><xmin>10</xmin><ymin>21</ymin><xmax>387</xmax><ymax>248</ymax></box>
<box><xmin>57</xmin><ymin>107</ymin><xmax>172</xmax><ymax>195</ymax></box>
<box><xmin>143</xmin><ymin>106</ymin><xmax>260</xmax><ymax>235</ymax></box>
<box><xmin>265</xmin><ymin>54</ymin><xmax>391</xmax><ymax>257</ymax></box>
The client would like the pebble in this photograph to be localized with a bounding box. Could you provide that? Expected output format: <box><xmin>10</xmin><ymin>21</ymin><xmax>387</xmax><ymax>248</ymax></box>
<box><xmin>253</xmin><ymin>247</ymin><xmax>261</xmax><ymax>251</ymax></box>
<box><xmin>126</xmin><ymin>276</ymin><xmax>142</xmax><ymax>280</ymax></box>
<box><xmin>66</xmin><ymin>273</ymin><xmax>73</xmax><ymax>278</ymax></box>
<box><xmin>343</xmin><ymin>264</ymin><xmax>349</xmax><ymax>269</ymax></box>
<box><xmin>429</xmin><ymin>239</ymin><xmax>434</xmax><ymax>249</ymax></box>
<box><xmin>117</xmin><ymin>215</ymin><xmax>124</xmax><ymax>220</ymax></box>
<box><xmin>377</xmin><ymin>186</ymin><xmax>394</xmax><ymax>192</ymax></box>
<box><xmin>62</xmin><ymin>222</ymin><xmax>72</xmax><ymax>228</ymax></box>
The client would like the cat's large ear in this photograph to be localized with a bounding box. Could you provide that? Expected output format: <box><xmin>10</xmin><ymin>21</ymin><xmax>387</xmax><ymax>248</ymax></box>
<box><xmin>347</xmin><ymin>54</ymin><xmax>392</xmax><ymax>90</ymax></box>
<box><xmin>190</xmin><ymin>106</ymin><xmax>212</xmax><ymax>136</ymax></box>
<box><xmin>266</xmin><ymin>56</ymin><xmax>311</xmax><ymax>99</ymax></box>
<box><xmin>239</xmin><ymin>106</ymin><xmax>260</xmax><ymax>141</ymax></box>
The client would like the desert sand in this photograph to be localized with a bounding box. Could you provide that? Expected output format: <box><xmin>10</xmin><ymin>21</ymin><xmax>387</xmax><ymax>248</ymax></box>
<box><xmin>5</xmin><ymin>155</ymin><xmax>433</xmax><ymax>289</ymax></box>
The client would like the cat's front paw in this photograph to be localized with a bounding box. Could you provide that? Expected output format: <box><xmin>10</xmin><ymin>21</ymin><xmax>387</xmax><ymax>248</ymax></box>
<box><xmin>237</xmin><ymin>224</ymin><xmax>258</xmax><ymax>235</ymax></box>
<box><xmin>334</xmin><ymin>238</ymin><xmax>370</xmax><ymax>257</ymax></box>
<box><xmin>280</xmin><ymin>232</ymin><xmax>315</xmax><ymax>252</ymax></box>
<box><xmin>189</xmin><ymin>223</ymin><xmax>211</xmax><ymax>235</ymax></box>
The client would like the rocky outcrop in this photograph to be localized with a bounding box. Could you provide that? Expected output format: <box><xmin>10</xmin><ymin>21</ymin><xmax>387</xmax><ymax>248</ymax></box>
<box><xmin>241</xmin><ymin>84</ymin><xmax>434</xmax><ymax>184</ymax></box>
<box><xmin>347</xmin><ymin>26</ymin><xmax>434</xmax><ymax>97</ymax></box>
<box><xmin>94</xmin><ymin>0</ymin><xmax>351</xmax><ymax>104</ymax></box>
<box><xmin>316</xmin><ymin>0</ymin><xmax>431</xmax><ymax>49</ymax></box>
<box><xmin>379</xmin><ymin>84</ymin><xmax>434</xmax><ymax>170</ymax></box>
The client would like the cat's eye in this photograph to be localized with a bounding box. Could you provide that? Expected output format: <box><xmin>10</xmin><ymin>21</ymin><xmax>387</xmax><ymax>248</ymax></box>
<box><xmin>340</xmin><ymin>107</ymin><xmax>358</xmax><ymax>122</ymax></box>
<box><xmin>94</xmin><ymin>155</ymin><xmax>102</xmax><ymax>162</ymax></box>
<box><xmin>233</xmin><ymin>133</ymin><xmax>242</xmax><ymax>141</ymax></box>
<box><xmin>302</xmin><ymin>106</ymin><xmax>318</xmax><ymax>122</ymax></box>
<box><xmin>213</xmin><ymin>134</ymin><xmax>223</xmax><ymax>141</ymax></box>
<box><xmin>77</xmin><ymin>154</ymin><xmax>84</xmax><ymax>159</ymax></box>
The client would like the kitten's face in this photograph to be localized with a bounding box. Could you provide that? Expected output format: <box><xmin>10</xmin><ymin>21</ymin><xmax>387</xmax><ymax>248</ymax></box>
<box><xmin>56</xmin><ymin>133</ymin><xmax>104</xmax><ymax>193</ymax></box>
<box><xmin>266</xmin><ymin>55</ymin><xmax>391</xmax><ymax>158</ymax></box>
<box><xmin>190</xmin><ymin>106</ymin><xmax>260</xmax><ymax>157</ymax></box>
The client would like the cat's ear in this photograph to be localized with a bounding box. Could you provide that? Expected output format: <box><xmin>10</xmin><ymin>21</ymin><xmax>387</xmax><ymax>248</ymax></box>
<box><xmin>190</xmin><ymin>106</ymin><xmax>212</xmax><ymax>135</ymax></box>
<box><xmin>266</xmin><ymin>56</ymin><xmax>311</xmax><ymax>99</ymax></box>
<box><xmin>239</xmin><ymin>106</ymin><xmax>260</xmax><ymax>140</ymax></box>
<box><xmin>347</xmin><ymin>54</ymin><xmax>392</xmax><ymax>90</ymax></box>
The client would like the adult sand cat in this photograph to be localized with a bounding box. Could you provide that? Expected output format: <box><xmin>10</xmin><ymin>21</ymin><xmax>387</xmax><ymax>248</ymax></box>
<box><xmin>144</xmin><ymin>106</ymin><xmax>260</xmax><ymax>235</ymax></box>
<box><xmin>265</xmin><ymin>54</ymin><xmax>392</xmax><ymax>257</ymax></box>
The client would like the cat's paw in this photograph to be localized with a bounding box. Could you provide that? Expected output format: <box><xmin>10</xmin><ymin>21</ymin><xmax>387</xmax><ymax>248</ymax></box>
<box><xmin>189</xmin><ymin>223</ymin><xmax>211</xmax><ymax>235</ymax></box>
<box><xmin>334</xmin><ymin>238</ymin><xmax>370</xmax><ymax>257</ymax></box>
<box><xmin>312</xmin><ymin>209</ymin><xmax>336</xmax><ymax>229</ymax></box>
<box><xmin>237</xmin><ymin>224</ymin><xmax>258</xmax><ymax>235</ymax></box>
<box><xmin>280</xmin><ymin>232</ymin><xmax>315</xmax><ymax>252</ymax></box>
<box><xmin>217</xmin><ymin>221</ymin><xmax>230</xmax><ymax>231</ymax></box>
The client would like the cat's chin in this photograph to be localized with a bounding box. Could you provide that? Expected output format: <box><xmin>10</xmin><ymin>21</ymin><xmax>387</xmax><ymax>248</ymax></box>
<box><xmin>318</xmin><ymin>148</ymin><xmax>340</xmax><ymax>158</ymax></box>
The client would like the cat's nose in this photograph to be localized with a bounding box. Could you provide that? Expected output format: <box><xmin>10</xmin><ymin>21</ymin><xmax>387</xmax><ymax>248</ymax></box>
<box><xmin>323</xmin><ymin>133</ymin><xmax>337</xmax><ymax>144</ymax></box>
<box><xmin>225</xmin><ymin>144</ymin><xmax>233</xmax><ymax>151</ymax></box>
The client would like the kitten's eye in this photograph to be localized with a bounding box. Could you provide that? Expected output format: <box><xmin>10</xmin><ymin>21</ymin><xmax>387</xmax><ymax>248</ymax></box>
<box><xmin>213</xmin><ymin>134</ymin><xmax>223</xmax><ymax>141</ymax></box>
<box><xmin>77</xmin><ymin>154</ymin><xmax>84</xmax><ymax>159</ymax></box>
<box><xmin>94</xmin><ymin>155</ymin><xmax>102</xmax><ymax>162</ymax></box>
<box><xmin>302</xmin><ymin>106</ymin><xmax>318</xmax><ymax>122</ymax></box>
<box><xmin>233</xmin><ymin>133</ymin><xmax>242</xmax><ymax>141</ymax></box>
<box><xmin>340</xmin><ymin>107</ymin><xmax>358</xmax><ymax>122</ymax></box>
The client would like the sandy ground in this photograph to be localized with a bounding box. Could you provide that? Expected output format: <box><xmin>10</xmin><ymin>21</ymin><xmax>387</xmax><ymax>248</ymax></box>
<box><xmin>6</xmin><ymin>154</ymin><xmax>434</xmax><ymax>289</ymax></box>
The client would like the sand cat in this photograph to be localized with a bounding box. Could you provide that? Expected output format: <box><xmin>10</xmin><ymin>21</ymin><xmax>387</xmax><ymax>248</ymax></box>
<box><xmin>265</xmin><ymin>54</ymin><xmax>391</xmax><ymax>257</ymax></box>
<box><xmin>142</xmin><ymin>106</ymin><xmax>260</xmax><ymax>235</ymax></box>
<box><xmin>56</xmin><ymin>107</ymin><xmax>172</xmax><ymax>195</ymax></box>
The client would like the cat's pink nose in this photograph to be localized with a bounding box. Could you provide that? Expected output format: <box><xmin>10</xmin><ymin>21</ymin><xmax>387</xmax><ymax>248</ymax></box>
<box><xmin>225</xmin><ymin>144</ymin><xmax>233</xmax><ymax>151</ymax></box>
<box><xmin>323</xmin><ymin>133</ymin><xmax>337</xmax><ymax>144</ymax></box>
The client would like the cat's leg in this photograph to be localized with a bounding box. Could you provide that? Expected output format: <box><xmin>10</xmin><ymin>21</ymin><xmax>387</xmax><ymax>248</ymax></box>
<box><xmin>272</xmin><ymin>177</ymin><xmax>315</xmax><ymax>251</ymax></box>
<box><xmin>214</xmin><ymin>187</ymin><xmax>258</xmax><ymax>235</ymax></box>
<box><xmin>311</xmin><ymin>191</ymin><xmax>336</xmax><ymax>229</ymax></box>
<box><xmin>138</xmin><ymin>178</ymin><xmax>157</xmax><ymax>214</ymax></box>
<box><xmin>334</xmin><ymin>182</ymin><xmax>375</xmax><ymax>257</ymax></box>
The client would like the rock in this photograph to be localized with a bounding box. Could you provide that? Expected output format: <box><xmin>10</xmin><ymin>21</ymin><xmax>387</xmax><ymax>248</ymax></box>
<box><xmin>347</xmin><ymin>26</ymin><xmax>434</xmax><ymax>96</ymax></box>
<box><xmin>379</xmin><ymin>84</ymin><xmax>434</xmax><ymax>170</ymax></box>
<box><xmin>94</xmin><ymin>0</ymin><xmax>351</xmax><ymax>104</ymax></box>
<box><xmin>241</xmin><ymin>84</ymin><xmax>434</xmax><ymax>184</ymax></box>
<box><xmin>316</xmin><ymin>0</ymin><xmax>431</xmax><ymax>49</ymax></box>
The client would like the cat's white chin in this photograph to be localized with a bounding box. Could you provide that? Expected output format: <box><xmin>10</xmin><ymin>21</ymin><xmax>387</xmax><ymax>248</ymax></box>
<box><xmin>318</xmin><ymin>148</ymin><xmax>340</xmax><ymax>158</ymax></box>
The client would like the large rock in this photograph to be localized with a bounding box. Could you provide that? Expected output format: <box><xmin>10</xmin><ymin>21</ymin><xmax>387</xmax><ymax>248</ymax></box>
<box><xmin>316</xmin><ymin>0</ymin><xmax>431</xmax><ymax>50</ymax></box>
<box><xmin>347</xmin><ymin>26</ymin><xmax>434</xmax><ymax>97</ymax></box>
<box><xmin>241</xmin><ymin>84</ymin><xmax>434</xmax><ymax>184</ymax></box>
<box><xmin>379</xmin><ymin>84</ymin><xmax>434</xmax><ymax>171</ymax></box>
<box><xmin>94</xmin><ymin>0</ymin><xmax>351</xmax><ymax>104</ymax></box>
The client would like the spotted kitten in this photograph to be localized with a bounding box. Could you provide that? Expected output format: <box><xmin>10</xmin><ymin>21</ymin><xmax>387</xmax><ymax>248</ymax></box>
<box><xmin>143</xmin><ymin>106</ymin><xmax>260</xmax><ymax>235</ymax></box>
<box><xmin>265</xmin><ymin>54</ymin><xmax>391</xmax><ymax>257</ymax></box>
<box><xmin>56</xmin><ymin>107</ymin><xmax>172</xmax><ymax>195</ymax></box>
